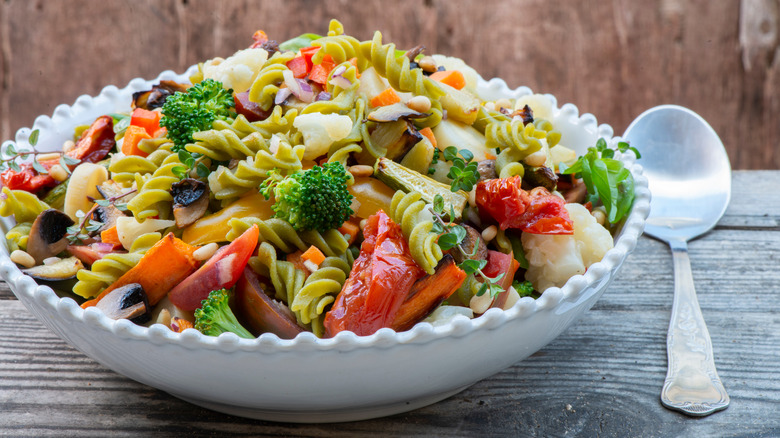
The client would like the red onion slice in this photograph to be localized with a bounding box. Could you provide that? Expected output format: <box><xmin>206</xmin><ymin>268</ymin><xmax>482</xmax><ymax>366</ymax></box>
<box><xmin>274</xmin><ymin>88</ymin><xmax>292</xmax><ymax>105</ymax></box>
<box><xmin>282</xmin><ymin>70</ymin><xmax>315</xmax><ymax>103</ymax></box>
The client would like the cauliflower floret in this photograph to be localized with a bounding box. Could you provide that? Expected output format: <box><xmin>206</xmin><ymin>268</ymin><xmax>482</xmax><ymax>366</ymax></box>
<box><xmin>292</xmin><ymin>113</ymin><xmax>354</xmax><ymax>160</ymax></box>
<box><xmin>202</xmin><ymin>48</ymin><xmax>269</xmax><ymax>93</ymax></box>
<box><xmin>522</xmin><ymin>203</ymin><xmax>614</xmax><ymax>292</ymax></box>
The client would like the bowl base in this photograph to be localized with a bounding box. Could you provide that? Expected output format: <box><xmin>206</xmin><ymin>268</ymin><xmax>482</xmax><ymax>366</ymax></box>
<box><xmin>169</xmin><ymin>384</ymin><xmax>472</xmax><ymax>423</ymax></box>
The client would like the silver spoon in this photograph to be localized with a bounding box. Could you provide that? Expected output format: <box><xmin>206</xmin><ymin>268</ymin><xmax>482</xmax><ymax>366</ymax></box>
<box><xmin>623</xmin><ymin>105</ymin><xmax>730</xmax><ymax>416</ymax></box>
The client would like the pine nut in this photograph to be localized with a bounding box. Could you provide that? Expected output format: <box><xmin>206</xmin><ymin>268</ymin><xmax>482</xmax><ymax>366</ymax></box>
<box><xmin>348</xmin><ymin>165</ymin><xmax>374</xmax><ymax>178</ymax></box>
<box><xmin>359</xmin><ymin>219</ymin><xmax>367</xmax><ymax>230</ymax></box>
<box><xmin>10</xmin><ymin>250</ymin><xmax>35</xmax><ymax>268</ymax></box>
<box><xmin>481</xmin><ymin>225</ymin><xmax>498</xmax><ymax>242</ymax></box>
<box><xmin>154</xmin><ymin>309</ymin><xmax>172</xmax><ymax>327</ymax></box>
<box><xmin>592</xmin><ymin>208</ymin><xmax>607</xmax><ymax>226</ymax></box>
<box><xmin>418</xmin><ymin>56</ymin><xmax>437</xmax><ymax>72</ymax></box>
<box><xmin>524</xmin><ymin>151</ymin><xmax>547</xmax><ymax>168</ymax></box>
<box><xmin>37</xmin><ymin>152</ymin><xmax>62</xmax><ymax>162</ymax></box>
<box><xmin>49</xmin><ymin>164</ymin><xmax>69</xmax><ymax>182</ymax></box>
<box><xmin>469</xmin><ymin>291</ymin><xmax>492</xmax><ymax>315</ymax></box>
<box><xmin>43</xmin><ymin>256</ymin><xmax>61</xmax><ymax>265</ymax></box>
<box><xmin>193</xmin><ymin>242</ymin><xmax>219</xmax><ymax>261</ymax></box>
<box><xmin>406</xmin><ymin>96</ymin><xmax>432</xmax><ymax>113</ymax></box>
<box><xmin>62</xmin><ymin>140</ymin><xmax>76</xmax><ymax>154</ymax></box>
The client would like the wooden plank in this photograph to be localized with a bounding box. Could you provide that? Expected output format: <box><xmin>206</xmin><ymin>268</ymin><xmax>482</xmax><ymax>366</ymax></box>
<box><xmin>0</xmin><ymin>1</ymin><xmax>778</xmax><ymax>170</ymax></box>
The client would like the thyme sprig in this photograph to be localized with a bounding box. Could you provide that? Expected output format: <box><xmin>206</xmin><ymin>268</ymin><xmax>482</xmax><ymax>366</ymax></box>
<box><xmin>1</xmin><ymin>129</ymin><xmax>80</xmax><ymax>175</ymax></box>
<box><xmin>431</xmin><ymin>194</ymin><xmax>505</xmax><ymax>298</ymax></box>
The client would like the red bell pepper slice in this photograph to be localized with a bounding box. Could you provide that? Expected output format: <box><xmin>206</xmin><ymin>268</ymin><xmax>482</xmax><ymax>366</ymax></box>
<box><xmin>476</xmin><ymin>176</ymin><xmax>573</xmax><ymax>235</ymax></box>
<box><xmin>324</xmin><ymin>210</ymin><xmax>424</xmax><ymax>337</ymax></box>
<box><xmin>286</xmin><ymin>56</ymin><xmax>310</xmax><ymax>79</ymax></box>
<box><xmin>168</xmin><ymin>224</ymin><xmax>260</xmax><ymax>311</ymax></box>
<box><xmin>309</xmin><ymin>54</ymin><xmax>336</xmax><ymax>86</ymax></box>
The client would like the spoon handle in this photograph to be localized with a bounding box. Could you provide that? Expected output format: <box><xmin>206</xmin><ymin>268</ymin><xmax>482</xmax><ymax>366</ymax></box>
<box><xmin>661</xmin><ymin>239</ymin><xmax>729</xmax><ymax>416</ymax></box>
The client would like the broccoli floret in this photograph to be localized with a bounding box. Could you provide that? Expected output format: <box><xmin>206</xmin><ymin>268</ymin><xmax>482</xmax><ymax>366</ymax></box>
<box><xmin>194</xmin><ymin>289</ymin><xmax>254</xmax><ymax>339</ymax></box>
<box><xmin>159</xmin><ymin>79</ymin><xmax>235</xmax><ymax>152</ymax></box>
<box><xmin>260</xmin><ymin>162</ymin><xmax>353</xmax><ymax>233</ymax></box>
<box><xmin>512</xmin><ymin>280</ymin><xmax>537</xmax><ymax>298</ymax></box>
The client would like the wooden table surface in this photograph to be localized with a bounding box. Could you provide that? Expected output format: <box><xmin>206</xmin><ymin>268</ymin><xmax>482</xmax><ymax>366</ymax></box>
<box><xmin>0</xmin><ymin>170</ymin><xmax>776</xmax><ymax>437</ymax></box>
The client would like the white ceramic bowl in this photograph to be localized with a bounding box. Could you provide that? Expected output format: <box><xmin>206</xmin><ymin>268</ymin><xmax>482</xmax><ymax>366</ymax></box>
<box><xmin>0</xmin><ymin>69</ymin><xmax>650</xmax><ymax>423</ymax></box>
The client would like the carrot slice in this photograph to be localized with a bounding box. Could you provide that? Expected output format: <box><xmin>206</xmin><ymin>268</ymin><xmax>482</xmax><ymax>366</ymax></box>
<box><xmin>419</xmin><ymin>127</ymin><xmax>437</xmax><ymax>149</ymax></box>
<box><xmin>370</xmin><ymin>88</ymin><xmax>401</xmax><ymax>108</ymax></box>
<box><xmin>130</xmin><ymin>108</ymin><xmax>161</xmax><ymax>136</ymax></box>
<box><xmin>81</xmin><ymin>233</ymin><xmax>199</xmax><ymax>308</ymax></box>
<box><xmin>390</xmin><ymin>255</ymin><xmax>466</xmax><ymax>332</ymax></box>
<box><xmin>301</xmin><ymin>245</ymin><xmax>326</xmax><ymax>266</ymax></box>
<box><xmin>429</xmin><ymin>70</ymin><xmax>466</xmax><ymax>90</ymax></box>
<box><xmin>121</xmin><ymin>125</ymin><xmax>151</xmax><ymax>157</ymax></box>
<box><xmin>100</xmin><ymin>226</ymin><xmax>121</xmax><ymax>246</ymax></box>
<box><xmin>337</xmin><ymin>218</ymin><xmax>361</xmax><ymax>245</ymax></box>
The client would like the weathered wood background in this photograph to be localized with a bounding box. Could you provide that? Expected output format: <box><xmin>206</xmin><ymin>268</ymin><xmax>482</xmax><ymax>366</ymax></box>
<box><xmin>0</xmin><ymin>0</ymin><xmax>778</xmax><ymax>169</ymax></box>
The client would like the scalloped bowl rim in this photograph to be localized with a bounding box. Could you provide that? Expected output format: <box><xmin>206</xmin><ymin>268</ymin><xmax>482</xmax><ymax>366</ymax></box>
<box><xmin>0</xmin><ymin>67</ymin><xmax>650</xmax><ymax>356</ymax></box>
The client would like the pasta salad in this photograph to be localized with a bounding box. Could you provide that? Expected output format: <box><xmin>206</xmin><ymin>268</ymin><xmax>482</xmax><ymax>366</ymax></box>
<box><xmin>0</xmin><ymin>20</ymin><xmax>638</xmax><ymax>339</ymax></box>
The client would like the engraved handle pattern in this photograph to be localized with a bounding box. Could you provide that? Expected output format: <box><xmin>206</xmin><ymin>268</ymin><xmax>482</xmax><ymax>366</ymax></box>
<box><xmin>661</xmin><ymin>239</ymin><xmax>729</xmax><ymax>416</ymax></box>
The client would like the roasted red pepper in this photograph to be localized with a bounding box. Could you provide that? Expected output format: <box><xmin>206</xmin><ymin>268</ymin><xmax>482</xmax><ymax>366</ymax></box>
<box><xmin>130</xmin><ymin>108</ymin><xmax>161</xmax><ymax>136</ymax></box>
<box><xmin>476</xmin><ymin>176</ymin><xmax>573</xmax><ymax>235</ymax></box>
<box><xmin>286</xmin><ymin>56</ymin><xmax>310</xmax><ymax>79</ymax></box>
<box><xmin>309</xmin><ymin>54</ymin><xmax>336</xmax><ymax>86</ymax></box>
<box><xmin>324</xmin><ymin>210</ymin><xmax>424</xmax><ymax>337</ymax></box>
<box><xmin>0</xmin><ymin>163</ymin><xmax>57</xmax><ymax>193</ymax></box>
<box><xmin>68</xmin><ymin>115</ymin><xmax>115</xmax><ymax>164</ymax></box>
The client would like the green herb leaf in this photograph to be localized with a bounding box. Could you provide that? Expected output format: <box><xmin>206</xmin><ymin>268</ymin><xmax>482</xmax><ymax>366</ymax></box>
<box><xmin>437</xmin><ymin>232</ymin><xmax>460</xmax><ymax>250</ymax></box>
<box><xmin>196</xmin><ymin>162</ymin><xmax>210</xmax><ymax>178</ymax></box>
<box><xmin>6</xmin><ymin>143</ymin><xmax>16</xmax><ymax>156</ymax></box>
<box><xmin>459</xmin><ymin>258</ymin><xmax>487</xmax><ymax>275</ymax></box>
<box><xmin>432</xmin><ymin>193</ymin><xmax>444</xmax><ymax>214</ymax></box>
<box><xmin>171</xmin><ymin>165</ymin><xmax>189</xmax><ymax>180</ymax></box>
<box><xmin>8</xmin><ymin>161</ymin><xmax>20</xmax><ymax>172</ymax></box>
<box><xmin>61</xmin><ymin>155</ymin><xmax>80</xmax><ymax>165</ymax></box>
<box><xmin>31</xmin><ymin>159</ymin><xmax>48</xmax><ymax>174</ymax></box>
<box><xmin>28</xmin><ymin>129</ymin><xmax>39</xmax><ymax>146</ymax></box>
<box><xmin>279</xmin><ymin>33</ymin><xmax>322</xmax><ymax>52</ymax></box>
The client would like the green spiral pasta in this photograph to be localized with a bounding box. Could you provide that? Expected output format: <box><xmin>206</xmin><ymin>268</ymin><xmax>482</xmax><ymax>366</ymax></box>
<box><xmin>387</xmin><ymin>190</ymin><xmax>442</xmax><ymax>275</ymax></box>
<box><xmin>212</xmin><ymin>108</ymin><xmax>298</xmax><ymax>141</ymax></box>
<box><xmin>312</xmin><ymin>34</ymin><xmax>371</xmax><ymax>72</ymax></box>
<box><xmin>0</xmin><ymin>187</ymin><xmax>51</xmax><ymax>223</ymax></box>
<box><xmin>109</xmin><ymin>148</ymin><xmax>174</xmax><ymax>186</ymax></box>
<box><xmin>72</xmin><ymin>232</ymin><xmax>161</xmax><ymax>299</ymax></box>
<box><xmin>187</xmin><ymin>129</ymin><xmax>269</xmax><ymax>162</ymax></box>
<box><xmin>249</xmin><ymin>241</ymin><xmax>306</xmax><ymax>319</ymax></box>
<box><xmin>126</xmin><ymin>153</ymin><xmax>182</xmax><ymax>220</ymax></box>
<box><xmin>207</xmin><ymin>136</ymin><xmax>304</xmax><ymax>200</ymax></box>
<box><xmin>484</xmin><ymin>118</ymin><xmax>561</xmax><ymax>161</ymax></box>
<box><xmin>5</xmin><ymin>222</ymin><xmax>31</xmax><ymax>252</ymax></box>
<box><xmin>247</xmin><ymin>52</ymin><xmax>296</xmax><ymax>110</ymax></box>
<box><xmin>291</xmin><ymin>256</ymin><xmax>350</xmax><ymax>337</ymax></box>
<box><xmin>227</xmin><ymin>217</ymin><xmax>349</xmax><ymax>258</ymax></box>
<box><xmin>495</xmin><ymin>148</ymin><xmax>526</xmax><ymax>179</ymax></box>
<box><xmin>361</xmin><ymin>31</ymin><xmax>445</xmax><ymax>104</ymax></box>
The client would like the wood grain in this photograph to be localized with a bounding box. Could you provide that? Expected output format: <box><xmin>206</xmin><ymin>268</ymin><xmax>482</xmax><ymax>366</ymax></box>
<box><xmin>0</xmin><ymin>170</ymin><xmax>778</xmax><ymax>436</ymax></box>
<box><xmin>0</xmin><ymin>0</ymin><xmax>778</xmax><ymax>170</ymax></box>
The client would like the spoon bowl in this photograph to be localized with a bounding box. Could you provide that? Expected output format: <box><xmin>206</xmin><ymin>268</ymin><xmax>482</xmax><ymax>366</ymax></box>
<box><xmin>627</xmin><ymin>105</ymin><xmax>731</xmax><ymax>242</ymax></box>
<box><xmin>624</xmin><ymin>104</ymin><xmax>730</xmax><ymax>416</ymax></box>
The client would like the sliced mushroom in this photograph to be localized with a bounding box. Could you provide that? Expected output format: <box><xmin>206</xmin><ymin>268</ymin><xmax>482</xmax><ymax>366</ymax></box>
<box><xmin>367</xmin><ymin>103</ymin><xmax>430</xmax><ymax>122</ymax></box>
<box><xmin>170</xmin><ymin>178</ymin><xmax>210</xmax><ymax>228</ymax></box>
<box><xmin>451</xmin><ymin>224</ymin><xmax>488</xmax><ymax>265</ymax></box>
<box><xmin>476</xmin><ymin>160</ymin><xmax>498</xmax><ymax>181</ymax></box>
<box><xmin>92</xmin><ymin>204</ymin><xmax>126</xmax><ymax>234</ymax></box>
<box><xmin>22</xmin><ymin>256</ymin><xmax>84</xmax><ymax>281</ymax></box>
<box><xmin>522</xmin><ymin>165</ymin><xmax>558</xmax><ymax>192</ymax></box>
<box><xmin>27</xmin><ymin>209</ymin><xmax>75</xmax><ymax>264</ymax></box>
<box><xmin>95</xmin><ymin>283</ymin><xmax>151</xmax><ymax>324</ymax></box>
<box><xmin>370</xmin><ymin>120</ymin><xmax>424</xmax><ymax>161</ymax></box>
<box><xmin>509</xmin><ymin>104</ymin><xmax>534</xmax><ymax>125</ymax></box>
<box><xmin>132</xmin><ymin>80</ymin><xmax>189</xmax><ymax>110</ymax></box>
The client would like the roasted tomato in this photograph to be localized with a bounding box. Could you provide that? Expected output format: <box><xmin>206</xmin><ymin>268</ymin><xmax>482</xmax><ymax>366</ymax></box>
<box><xmin>68</xmin><ymin>115</ymin><xmax>116</xmax><ymax>164</ymax></box>
<box><xmin>476</xmin><ymin>176</ymin><xmax>573</xmax><ymax>235</ymax></box>
<box><xmin>324</xmin><ymin>210</ymin><xmax>424</xmax><ymax>337</ymax></box>
<box><xmin>1</xmin><ymin>163</ymin><xmax>57</xmax><ymax>193</ymax></box>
